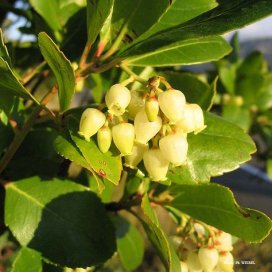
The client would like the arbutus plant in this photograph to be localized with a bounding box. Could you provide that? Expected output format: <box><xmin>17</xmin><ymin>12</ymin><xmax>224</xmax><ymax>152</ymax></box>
<box><xmin>0</xmin><ymin>1</ymin><xmax>272</xmax><ymax>271</ymax></box>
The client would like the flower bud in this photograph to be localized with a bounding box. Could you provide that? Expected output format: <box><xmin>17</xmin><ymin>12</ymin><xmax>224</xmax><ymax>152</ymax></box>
<box><xmin>134</xmin><ymin>109</ymin><xmax>162</xmax><ymax>145</ymax></box>
<box><xmin>105</xmin><ymin>84</ymin><xmax>131</xmax><ymax>116</ymax></box>
<box><xmin>145</xmin><ymin>97</ymin><xmax>159</xmax><ymax>121</ymax></box>
<box><xmin>127</xmin><ymin>90</ymin><xmax>144</xmax><ymax>119</ymax></box>
<box><xmin>97</xmin><ymin>126</ymin><xmax>112</xmax><ymax>153</ymax></box>
<box><xmin>194</xmin><ymin>223</ymin><xmax>206</xmax><ymax>237</ymax></box>
<box><xmin>218</xmin><ymin>252</ymin><xmax>234</xmax><ymax>272</ymax></box>
<box><xmin>180</xmin><ymin>261</ymin><xmax>189</xmax><ymax>272</ymax></box>
<box><xmin>198</xmin><ymin>247</ymin><xmax>219</xmax><ymax>271</ymax></box>
<box><xmin>158</xmin><ymin>89</ymin><xmax>186</xmax><ymax>123</ymax></box>
<box><xmin>112</xmin><ymin>123</ymin><xmax>135</xmax><ymax>155</ymax></box>
<box><xmin>125</xmin><ymin>142</ymin><xmax>148</xmax><ymax>169</ymax></box>
<box><xmin>175</xmin><ymin>104</ymin><xmax>206</xmax><ymax>134</ymax></box>
<box><xmin>78</xmin><ymin>108</ymin><xmax>106</xmax><ymax>141</ymax></box>
<box><xmin>187</xmin><ymin>252</ymin><xmax>202</xmax><ymax>271</ymax></box>
<box><xmin>215</xmin><ymin>232</ymin><xmax>233</xmax><ymax>252</ymax></box>
<box><xmin>159</xmin><ymin>133</ymin><xmax>188</xmax><ymax>166</ymax></box>
<box><xmin>143</xmin><ymin>149</ymin><xmax>169</xmax><ymax>181</ymax></box>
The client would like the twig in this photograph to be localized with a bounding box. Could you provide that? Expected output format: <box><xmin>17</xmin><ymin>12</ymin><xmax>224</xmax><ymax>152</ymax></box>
<box><xmin>79</xmin><ymin>42</ymin><xmax>92</xmax><ymax>68</ymax></box>
<box><xmin>120</xmin><ymin>64</ymin><xmax>147</xmax><ymax>85</ymax></box>
<box><xmin>22</xmin><ymin>61</ymin><xmax>46</xmax><ymax>85</ymax></box>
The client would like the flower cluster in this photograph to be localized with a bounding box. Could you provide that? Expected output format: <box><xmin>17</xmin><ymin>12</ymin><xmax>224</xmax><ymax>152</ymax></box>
<box><xmin>171</xmin><ymin>221</ymin><xmax>234</xmax><ymax>272</ymax></box>
<box><xmin>78</xmin><ymin>79</ymin><xmax>206</xmax><ymax>181</ymax></box>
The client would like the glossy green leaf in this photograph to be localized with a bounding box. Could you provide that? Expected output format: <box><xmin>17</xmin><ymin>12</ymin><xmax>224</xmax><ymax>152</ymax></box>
<box><xmin>109</xmin><ymin>0</ymin><xmax>169</xmax><ymax>42</ymax></box>
<box><xmin>141</xmin><ymin>219</ymin><xmax>180</xmax><ymax>272</ymax></box>
<box><xmin>138</xmin><ymin>0</ymin><xmax>218</xmax><ymax>41</ymax></box>
<box><xmin>68</xmin><ymin>117</ymin><xmax>122</xmax><ymax>185</ymax></box>
<box><xmin>164</xmin><ymin>72</ymin><xmax>216</xmax><ymax>110</ymax></box>
<box><xmin>86</xmin><ymin>0</ymin><xmax>114</xmax><ymax>45</ymax></box>
<box><xmin>38</xmin><ymin>32</ymin><xmax>75</xmax><ymax>111</ymax></box>
<box><xmin>29</xmin><ymin>0</ymin><xmax>84</xmax><ymax>31</ymax></box>
<box><xmin>11</xmin><ymin>247</ymin><xmax>42</xmax><ymax>272</ymax></box>
<box><xmin>0</xmin><ymin>58</ymin><xmax>39</xmax><ymax>104</ymax></box>
<box><xmin>112</xmin><ymin>216</ymin><xmax>144</xmax><ymax>271</ymax></box>
<box><xmin>0</xmin><ymin>28</ymin><xmax>11</xmax><ymax>66</ymax></box>
<box><xmin>219</xmin><ymin>65</ymin><xmax>237</xmax><ymax>94</ymax></box>
<box><xmin>168</xmin><ymin>113</ymin><xmax>256</xmax><ymax>184</ymax></box>
<box><xmin>54</xmin><ymin>131</ymin><xmax>105</xmax><ymax>193</ymax></box>
<box><xmin>5</xmin><ymin>177</ymin><xmax>116</xmax><ymax>267</ymax></box>
<box><xmin>140</xmin><ymin>193</ymin><xmax>180</xmax><ymax>272</ymax></box>
<box><xmin>121</xmin><ymin>36</ymin><xmax>231</xmax><ymax>67</ymax></box>
<box><xmin>222</xmin><ymin>104</ymin><xmax>251</xmax><ymax>132</ymax></box>
<box><xmin>170</xmin><ymin>183</ymin><xmax>272</xmax><ymax>242</ymax></box>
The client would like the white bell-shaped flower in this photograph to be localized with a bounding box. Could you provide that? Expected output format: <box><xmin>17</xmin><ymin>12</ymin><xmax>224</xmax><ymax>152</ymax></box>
<box><xmin>143</xmin><ymin>149</ymin><xmax>169</xmax><ymax>181</ymax></box>
<box><xmin>125</xmin><ymin>142</ymin><xmax>148</xmax><ymax>169</ymax></box>
<box><xmin>158</xmin><ymin>89</ymin><xmax>186</xmax><ymax>123</ymax></box>
<box><xmin>176</xmin><ymin>104</ymin><xmax>206</xmax><ymax>134</ymax></box>
<box><xmin>187</xmin><ymin>252</ymin><xmax>202</xmax><ymax>271</ymax></box>
<box><xmin>127</xmin><ymin>90</ymin><xmax>144</xmax><ymax>119</ymax></box>
<box><xmin>97</xmin><ymin>126</ymin><xmax>112</xmax><ymax>153</ymax></box>
<box><xmin>159</xmin><ymin>133</ymin><xmax>188</xmax><ymax>166</ymax></box>
<box><xmin>105</xmin><ymin>84</ymin><xmax>131</xmax><ymax>116</ymax></box>
<box><xmin>198</xmin><ymin>247</ymin><xmax>219</xmax><ymax>271</ymax></box>
<box><xmin>217</xmin><ymin>252</ymin><xmax>234</xmax><ymax>272</ymax></box>
<box><xmin>78</xmin><ymin>108</ymin><xmax>106</xmax><ymax>141</ymax></box>
<box><xmin>180</xmin><ymin>261</ymin><xmax>189</xmax><ymax>272</ymax></box>
<box><xmin>145</xmin><ymin>98</ymin><xmax>159</xmax><ymax>122</ymax></box>
<box><xmin>215</xmin><ymin>232</ymin><xmax>233</xmax><ymax>252</ymax></box>
<box><xmin>134</xmin><ymin>109</ymin><xmax>162</xmax><ymax>145</ymax></box>
<box><xmin>112</xmin><ymin>123</ymin><xmax>135</xmax><ymax>155</ymax></box>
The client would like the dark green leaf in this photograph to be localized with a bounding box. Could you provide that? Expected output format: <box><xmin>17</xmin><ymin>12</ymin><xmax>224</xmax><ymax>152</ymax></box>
<box><xmin>168</xmin><ymin>113</ymin><xmax>256</xmax><ymax>184</ymax></box>
<box><xmin>0</xmin><ymin>58</ymin><xmax>39</xmax><ymax>104</ymax></box>
<box><xmin>68</xmin><ymin>117</ymin><xmax>122</xmax><ymax>185</ymax></box>
<box><xmin>140</xmin><ymin>218</ymin><xmax>180</xmax><ymax>272</ymax></box>
<box><xmin>121</xmin><ymin>36</ymin><xmax>231</xmax><ymax>67</ymax></box>
<box><xmin>138</xmin><ymin>0</ymin><xmax>218</xmax><ymax>41</ymax></box>
<box><xmin>170</xmin><ymin>183</ymin><xmax>272</xmax><ymax>242</ymax></box>
<box><xmin>164</xmin><ymin>72</ymin><xmax>216</xmax><ymax>110</ymax></box>
<box><xmin>86</xmin><ymin>0</ymin><xmax>114</xmax><ymax>45</ymax></box>
<box><xmin>109</xmin><ymin>0</ymin><xmax>169</xmax><ymax>42</ymax></box>
<box><xmin>11</xmin><ymin>247</ymin><xmax>42</xmax><ymax>272</ymax></box>
<box><xmin>140</xmin><ymin>193</ymin><xmax>180</xmax><ymax>272</ymax></box>
<box><xmin>112</xmin><ymin>216</ymin><xmax>144</xmax><ymax>271</ymax></box>
<box><xmin>38</xmin><ymin>32</ymin><xmax>75</xmax><ymax>111</ymax></box>
<box><xmin>5</xmin><ymin>177</ymin><xmax>116</xmax><ymax>267</ymax></box>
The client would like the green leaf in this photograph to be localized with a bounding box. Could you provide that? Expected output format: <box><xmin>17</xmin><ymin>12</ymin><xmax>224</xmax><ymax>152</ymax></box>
<box><xmin>140</xmin><ymin>217</ymin><xmax>180</xmax><ymax>272</ymax></box>
<box><xmin>54</xmin><ymin>131</ymin><xmax>105</xmax><ymax>193</ymax></box>
<box><xmin>170</xmin><ymin>183</ymin><xmax>272</xmax><ymax>242</ymax></box>
<box><xmin>0</xmin><ymin>28</ymin><xmax>11</xmax><ymax>66</ymax></box>
<box><xmin>68</xmin><ymin>117</ymin><xmax>122</xmax><ymax>185</ymax></box>
<box><xmin>121</xmin><ymin>36</ymin><xmax>231</xmax><ymax>67</ymax></box>
<box><xmin>222</xmin><ymin>104</ymin><xmax>251</xmax><ymax>132</ymax></box>
<box><xmin>138</xmin><ymin>0</ymin><xmax>218</xmax><ymax>41</ymax></box>
<box><xmin>86</xmin><ymin>0</ymin><xmax>114</xmax><ymax>45</ymax></box>
<box><xmin>164</xmin><ymin>72</ymin><xmax>216</xmax><ymax>110</ymax></box>
<box><xmin>219</xmin><ymin>65</ymin><xmax>237</xmax><ymax>94</ymax></box>
<box><xmin>11</xmin><ymin>247</ymin><xmax>42</xmax><ymax>272</ymax></box>
<box><xmin>0</xmin><ymin>58</ymin><xmax>39</xmax><ymax>104</ymax></box>
<box><xmin>109</xmin><ymin>0</ymin><xmax>169</xmax><ymax>42</ymax></box>
<box><xmin>140</xmin><ymin>193</ymin><xmax>180</xmax><ymax>272</ymax></box>
<box><xmin>112</xmin><ymin>216</ymin><xmax>144</xmax><ymax>271</ymax></box>
<box><xmin>29</xmin><ymin>0</ymin><xmax>84</xmax><ymax>32</ymax></box>
<box><xmin>5</xmin><ymin>177</ymin><xmax>116</xmax><ymax>267</ymax></box>
<box><xmin>168</xmin><ymin>113</ymin><xmax>256</xmax><ymax>184</ymax></box>
<box><xmin>38</xmin><ymin>32</ymin><xmax>75</xmax><ymax>111</ymax></box>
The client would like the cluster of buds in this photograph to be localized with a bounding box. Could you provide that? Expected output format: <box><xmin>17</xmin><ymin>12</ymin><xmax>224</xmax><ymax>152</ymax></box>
<box><xmin>171</xmin><ymin>220</ymin><xmax>234</xmax><ymax>272</ymax></box>
<box><xmin>78</xmin><ymin>77</ymin><xmax>206</xmax><ymax>181</ymax></box>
